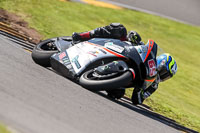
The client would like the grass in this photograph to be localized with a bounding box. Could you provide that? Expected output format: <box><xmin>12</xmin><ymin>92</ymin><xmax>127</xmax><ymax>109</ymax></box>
<box><xmin>0</xmin><ymin>124</ymin><xmax>11</xmax><ymax>133</ymax></box>
<box><xmin>0</xmin><ymin>0</ymin><xmax>200</xmax><ymax>131</ymax></box>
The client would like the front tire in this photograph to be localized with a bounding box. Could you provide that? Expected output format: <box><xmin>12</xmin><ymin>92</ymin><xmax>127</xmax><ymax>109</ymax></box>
<box><xmin>79</xmin><ymin>70</ymin><xmax>133</xmax><ymax>91</ymax></box>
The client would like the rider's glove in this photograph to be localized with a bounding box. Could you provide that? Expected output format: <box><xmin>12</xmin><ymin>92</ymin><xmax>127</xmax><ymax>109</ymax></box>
<box><xmin>72</xmin><ymin>32</ymin><xmax>81</xmax><ymax>44</ymax></box>
<box><xmin>127</xmin><ymin>31</ymin><xmax>141</xmax><ymax>44</ymax></box>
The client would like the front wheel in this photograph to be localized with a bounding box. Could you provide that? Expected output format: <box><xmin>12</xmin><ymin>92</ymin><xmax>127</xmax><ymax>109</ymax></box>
<box><xmin>79</xmin><ymin>70</ymin><xmax>133</xmax><ymax>91</ymax></box>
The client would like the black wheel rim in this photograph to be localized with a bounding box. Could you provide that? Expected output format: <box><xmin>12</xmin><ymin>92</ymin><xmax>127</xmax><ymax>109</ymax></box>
<box><xmin>84</xmin><ymin>70</ymin><xmax>121</xmax><ymax>80</ymax></box>
<box><xmin>39</xmin><ymin>41</ymin><xmax>58</xmax><ymax>51</ymax></box>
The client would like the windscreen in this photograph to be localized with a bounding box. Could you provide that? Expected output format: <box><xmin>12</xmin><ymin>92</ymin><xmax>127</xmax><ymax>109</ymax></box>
<box><xmin>134</xmin><ymin>40</ymin><xmax>158</xmax><ymax>62</ymax></box>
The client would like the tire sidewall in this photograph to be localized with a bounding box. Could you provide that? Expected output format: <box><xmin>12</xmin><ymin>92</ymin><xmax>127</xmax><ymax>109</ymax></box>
<box><xmin>79</xmin><ymin>70</ymin><xmax>133</xmax><ymax>91</ymax></box>
<box><xmin>31</xmin><ymin>38</ymin><xmax>58</xmax><ymax>67</ymax></box>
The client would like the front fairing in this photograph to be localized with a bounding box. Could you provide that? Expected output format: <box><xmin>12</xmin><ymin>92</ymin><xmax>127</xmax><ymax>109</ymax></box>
<box><xmin>51</xmin><ymin>38</ymin><xmax>159</xmax><ymax>88</ymax></box>
<box><xmin>134</xmin><ymin>40</ymin><xmax>158</xmax><ymax>89</ymax></box>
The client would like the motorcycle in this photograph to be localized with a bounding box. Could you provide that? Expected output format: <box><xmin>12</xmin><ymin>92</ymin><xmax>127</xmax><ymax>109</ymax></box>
<box><xmin>32</xmin><ymin>36</ymin><xmax>158</xmax><ymax>99</ymax></box>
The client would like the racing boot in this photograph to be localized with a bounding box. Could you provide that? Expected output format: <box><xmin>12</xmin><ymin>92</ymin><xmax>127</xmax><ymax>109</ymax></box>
<box><xmin>131</xmin><ymin>82</ymin><xmax>158</xmax><ymax>105</ymax></box>
<box><xmin>131</xmin><ymin>88</ymin><xmax>145</xmax><ymax>105</ymax></box>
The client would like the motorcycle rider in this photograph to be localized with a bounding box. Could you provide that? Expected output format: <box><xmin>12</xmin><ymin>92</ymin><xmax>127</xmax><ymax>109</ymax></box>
<box><xmin>72</xmin><ymin>23</ymin><xmax>142</xmax><ymax>45</ymax></box>
<box><xmin>72</xmin><ymin>23</ymin><xmax>178</xmax><ymax>105</ymax></box>
<box><xmin>132</xmin><ymin>53</ymin><xmax>177</xmax><ymax>104</ymax></box>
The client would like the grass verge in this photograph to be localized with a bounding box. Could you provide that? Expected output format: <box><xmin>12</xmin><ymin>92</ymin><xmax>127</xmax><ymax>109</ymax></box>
<box><xmin>0</xmin><ymin>0</ymin><xmax>200</xmax><ymax>131</ymax></box>
<box><xmin>0</xmin><ymin>124</ymin><xmax>11</xmax><ymax>133</ymax></box>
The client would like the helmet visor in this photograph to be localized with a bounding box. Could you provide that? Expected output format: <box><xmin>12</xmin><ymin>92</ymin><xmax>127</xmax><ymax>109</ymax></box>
<box><xmin>159</xmin><ymin>66</ymin><xmax>172</xmax><ymax>82</ymax></box>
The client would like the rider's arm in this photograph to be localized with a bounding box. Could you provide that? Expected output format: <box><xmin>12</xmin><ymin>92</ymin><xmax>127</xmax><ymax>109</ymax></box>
<box><xmin>90</xmin><ymin>23</ymin><xmax>127</xmax><ymax>40</ymax></box>
<box><xmin>72</xmin><ymin>23</ymin><xmax>128</xmax><ymax>42</ymax></box>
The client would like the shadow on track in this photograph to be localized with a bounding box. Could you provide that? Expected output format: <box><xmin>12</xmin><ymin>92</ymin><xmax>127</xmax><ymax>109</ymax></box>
<box><xmin>95</xmin><ymin>91</ymin><xmax>198</xmax><ymax>133</ymax></box>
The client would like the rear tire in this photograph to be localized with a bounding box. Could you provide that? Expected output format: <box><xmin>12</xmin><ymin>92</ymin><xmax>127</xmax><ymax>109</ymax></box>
<box><xmin>32</xmin><ymin>36</ymin><xmax>72</xmax><ymax>67</ymax></box>
<box><xmin>32</xmin><ymin>38</ymin><xmax>58</xmax><ymax>67</ymax></box>
<box><xmin>79</xmin><ymin>70</ymin><xmax>133</xmax><ymax>91</ymax></box>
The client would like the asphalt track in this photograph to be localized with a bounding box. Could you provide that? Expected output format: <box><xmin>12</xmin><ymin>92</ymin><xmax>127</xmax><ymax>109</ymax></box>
<box><xmin>99</xmin><ymin>0</ymin><xmax>200</xmax><ymax>26</ymax></box>
<box><xmin>0</xmin><ymin>33</ymin><xmax>188</xmax><ymax>133</ymax></box>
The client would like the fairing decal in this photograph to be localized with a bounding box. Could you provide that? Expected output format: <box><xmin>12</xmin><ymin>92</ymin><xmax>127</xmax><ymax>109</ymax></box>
<box><xmin>66</xmin><ymin>41</ymin><xmax>124</xmax><ymax>75</ymax></box>
<box><xmin>87</xmin><ymin>42</ymin><xmax>125</xmax><ymax>58</ymax></box>
<box><xmin>144</xmin><ymin>40</ymin><xmax>154</xmax><ymax>62</ymax></box>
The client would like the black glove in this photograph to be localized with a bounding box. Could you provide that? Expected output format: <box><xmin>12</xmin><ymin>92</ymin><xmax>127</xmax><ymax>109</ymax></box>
<box><xmin>72</xmin><ymin>32</ymin><xmax>81</xmax><ymax>44</ymax></box>
<box><xmin>127</xmin><ymin>31</ymin><xmax>141</xmax><ymax>44</ymax></box>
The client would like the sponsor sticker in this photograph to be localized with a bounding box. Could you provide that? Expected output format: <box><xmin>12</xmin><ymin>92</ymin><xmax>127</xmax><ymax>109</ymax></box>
<box><xmin>59</xmin><ymin>52</ymin><xmax>66</xmax><ymax>60</ymax></box>
<box><xmin>63</xmin><ymin>60</ymin><xmax>70</xmax><ymax>64</ymax></box>
<box><xmin>87</xmin><ymin>50</ymin><xmax>99</xmax><ymax>57</ymax></box>
<box><xmin>62</xmin><ymin>58</ymin><xmax>71</xmax><ymax>65</ymax></box>
<box><xmin>104</xmin><ymin>42</ymin><xmax>124</xmax><ymax>53</ymax></box>
<box><xmin>98</xmin><ymin>48</ymin><xmax>107</xmax><ymax>54</ymax></box>
<box><xmin>72</xmin><ymin>55</ymin><xmax>81</xmax><ymax>69</ymax></box>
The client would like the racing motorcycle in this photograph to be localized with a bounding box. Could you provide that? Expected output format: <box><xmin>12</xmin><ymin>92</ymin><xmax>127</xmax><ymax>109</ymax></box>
<box><xmin>32</xmin><ymin>36</ymin><xmax>158</xmax><ymax>98</ymax></box>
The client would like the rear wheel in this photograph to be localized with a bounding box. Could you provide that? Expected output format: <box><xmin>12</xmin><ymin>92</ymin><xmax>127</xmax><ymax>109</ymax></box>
<box><xmin>32</xmin><ymin>38</ymin><xmax>58</xmax><ymax>67</ymax></box>
<box><xmin>79</xmin><ymin>70</ymin><xmax>133</xmax><ymax>91</ymax></box>
<box><xmin>31</xmin><ymin>36</ymin><xmax>72</xmax><ymax>67</ymax></box>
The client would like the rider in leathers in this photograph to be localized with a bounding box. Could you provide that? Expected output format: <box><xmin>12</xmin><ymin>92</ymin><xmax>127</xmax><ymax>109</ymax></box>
<box><xmin>72</xmin><ymin>23</ymin><xmax>175</xmax><ymax>105</ymax></box>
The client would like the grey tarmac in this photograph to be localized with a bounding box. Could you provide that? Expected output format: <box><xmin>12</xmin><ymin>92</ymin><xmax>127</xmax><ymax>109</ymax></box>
<box><xmin>100</xmin><ymin>0</ymin><xmax>200</xmax><ymax>26</ymax></box>
<box><xmin>0</xmin><ymin>34</ymin><xmax>183</xmax><ymax>133</ymax></box>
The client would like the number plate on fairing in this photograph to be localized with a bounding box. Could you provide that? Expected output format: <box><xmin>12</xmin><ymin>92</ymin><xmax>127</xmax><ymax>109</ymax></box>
<box><xmin>148</xmin><ymin>59</ymin><xmax>157</xmax><ymax>77</ymax></box>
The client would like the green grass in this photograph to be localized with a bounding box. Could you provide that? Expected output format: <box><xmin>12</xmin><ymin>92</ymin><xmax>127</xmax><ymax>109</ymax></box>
<box><xmin>1</xmin><ymin>0</ymin><xmax>200</xmax><ymax>131</ymax></box>
<box><xmin>0</xmin><ymin>124</ymin><xmax>11</xmax><ymax>133</ymax></box>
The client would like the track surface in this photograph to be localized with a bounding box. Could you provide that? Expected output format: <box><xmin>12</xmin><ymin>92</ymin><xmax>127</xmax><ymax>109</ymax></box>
<box><xmin>0</xmin><ymin>34</ymin><xmax>183</xmax><ymax>133</ymax></box>
<box><xmin>100</xmin><ymin>0</ymin><xmax>200</xmax><ymax>26</ymax></box>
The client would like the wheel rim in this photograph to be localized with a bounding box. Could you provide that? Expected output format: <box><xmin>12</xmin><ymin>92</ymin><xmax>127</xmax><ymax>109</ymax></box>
<box><xmin>39</xmin><ymin>41</ymin><xmax>58</xmax><ymax>51</ymax></box>
<box><xmin>84</xmin><ymin>70</ymin><xmax>121</xmax><ymax>80</ymax></box>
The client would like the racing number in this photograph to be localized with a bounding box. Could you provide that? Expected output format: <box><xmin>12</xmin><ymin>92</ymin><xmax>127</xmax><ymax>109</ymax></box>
<box><xmin>148</xmin><ymin>59</ymin><xmax>156</xmax><ymax>77</ymax></box>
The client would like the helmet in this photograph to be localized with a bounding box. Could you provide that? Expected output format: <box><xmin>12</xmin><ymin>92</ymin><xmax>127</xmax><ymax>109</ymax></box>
<box><xmin>156</xmin><ymin>53</ymin><xmax>178</xmax><ymax>81</ymax></box>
